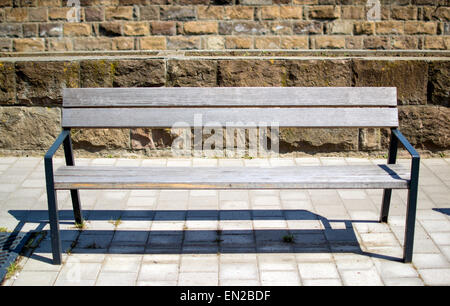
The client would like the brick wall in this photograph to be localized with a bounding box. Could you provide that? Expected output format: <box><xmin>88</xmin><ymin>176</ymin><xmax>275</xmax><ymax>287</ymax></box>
<box><xmin>0</xmin><ymin>1</ymin><xmax>449</xmax><ymax>52</ymax></box>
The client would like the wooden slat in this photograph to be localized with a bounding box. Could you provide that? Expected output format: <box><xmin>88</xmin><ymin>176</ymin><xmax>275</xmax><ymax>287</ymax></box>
<box><xmin>63</xmin><ymin>87</ymin><xmax>398</xmax><ymax>108</ymax></box>
<box><xmin>54</xmin><ymin>164</ymin><xmax>410</xmax><ymax>190</ymax></box>
<box><xmin>62</xmin><ymin>107</ymin><xmax>398</xmax><ymax>128</ymax></box>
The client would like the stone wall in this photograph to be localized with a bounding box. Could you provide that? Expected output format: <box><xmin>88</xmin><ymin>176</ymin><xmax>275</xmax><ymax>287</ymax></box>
<box><xmin>0</xmin><ymin>51</ymin><xmax>448</xmax><ymax>157</ymax></box>
<box><xmin>0</xmin><ymin>1</ymin><xmax>449</xmax><ymax>53</ymax></box>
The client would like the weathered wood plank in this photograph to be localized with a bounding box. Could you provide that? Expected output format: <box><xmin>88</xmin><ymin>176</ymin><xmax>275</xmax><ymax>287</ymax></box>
<box><xmin>62</xmin><ymin>107</ymin><xmax>398</xmax><ymax>128</ymax></box>
<box><xmin>63</xmin><ymin>87</ymin><xmax>398</xmax><ymax>108</ymax></box>
<box><xmin>54</xmin><ymin>165</ymin><xmax>410</xmax><ymax>190</ymax></box>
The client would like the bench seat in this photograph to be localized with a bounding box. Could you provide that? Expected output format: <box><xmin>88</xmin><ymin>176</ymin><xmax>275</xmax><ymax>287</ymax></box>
<box><xmin>54</xmin><ymin>164</ymin><xmax>410</xmax><ymax>190</ymax></box>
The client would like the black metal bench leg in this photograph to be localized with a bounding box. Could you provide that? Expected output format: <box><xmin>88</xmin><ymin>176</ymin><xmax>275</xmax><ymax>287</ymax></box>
<box><xmin>380</xmin><ymin>189</ymin><xmax>392</xmax><ymax>223</ymax></box>
<box><xmin>70</xmin><ymin>189</ymin><xmax>83</xmax><ymax>225</ymax></box>
<box><xmin>380</xmin><ymin>129</ymin><xmax>398</xmax><ymax>223</ymax></box>
<box><xmin>403</xmin><ymin>157</ymin><xmax>420</xmax><ymax>263</ymax></box>
<box><xmin>45</xmin><ymin>158</ymin><xmax>62</xmax><ymax>265</ymax></box>
<box><xmin>63</xmin><ymin>130</ymin><xmax>83</xmax><ymax>225</ymax></box>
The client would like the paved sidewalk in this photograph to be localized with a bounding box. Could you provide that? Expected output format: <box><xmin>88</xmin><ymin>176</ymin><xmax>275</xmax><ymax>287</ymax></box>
<box><xmin>0</xmin><ymin>156</ymin><xmax>449</xmax><ymax>286</ymax></box>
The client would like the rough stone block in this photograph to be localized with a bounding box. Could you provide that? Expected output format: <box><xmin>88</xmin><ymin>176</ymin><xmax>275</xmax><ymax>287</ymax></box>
<box><xmin>224</xmin><ymin>6</ymin><xmax>254</xmax><ymax>20</ymax></box>
<box><xmin>375</xmin><ymin>21</ymin><xmax>404</xmax><ymax>35</ymax></box>
<box><xmin>71</xmin><ymin>128</ymin><xmax>131</xmax><ymax>151</ymax></box>
<box><xmin>391</xmin><ymin>6</ymin><xmax>418</xmax><ymax>20</ymax></box>
<box><xmin>80</xmin><ymin>60</ymin><xmax>114</xmax><ymax>88</ymax></box>
<box><xmin>63</xmin><ymin>23</ymin><xmax>92</xmax><ymax>37</ymax></box>
<box><xmin>28</xmin><ymin>7</ymin><xmax>48</xmax><ymax>22</ymax></box>
<box><xmin>279</xmin><ymin>128</ymin><xmax>359</xmax><ymax>153</ymax></box>
<box><xmin>16</xmin><ymin>61</ymin><xmax>80</xmax><ymax>105</ymax></box>
<box><xmin>259</xmin><ymin>6</ymin><xmax>280</xmax><ymax>20</ymax></box>
<box><xmin>0</xmin><ymin>38</ymin><xmax>12</xmax><ymax>52</ymax></box>
<box><xmin>0</xmin><ymin>106</ymin><xmax>61</xmax><ymax>150</ymax></box>
<box><xmin>423</xmin><ymin>36</ymin><xmax>446</xmax><ymax>50</ymax></box>
<box><xmin>218</xmin><ymin>59</ymin><xmax>286</xmax><ymax>87</ymax></box>
<box><xmin>13</xmin><ymin>38</ymin><xmax>46</xmax><ymax>52</ymax></box>
<box><xmin>48</xmin><ymin>7</ymin><xmax>71</xmax><ymax>21</ymax></box>
<box><xmin>398</xmin><ymin>105</ymin><xmax>449</xmax><ymax>150</ymax></box>
<box><xmin>197</xmin><ymin>5</ymin><xmax>224</xmax><ymax>20</ymax></box>
<box><xmin>139</xmin><ymin>6</ymin><xmax>159</xmax><ymax>20</ymax></box>
<box><xmin>341</xmin><ymin>5</ymin><xmax>365</xmax><ymax>20</ymax></box>
<box><xmin>286</xmin><ymin>59</ymin><xmax>352</xmax><ymax>87</ymax></box>
<box><xmin>404</xmin><ymin>21</ymin><xmax>437</xmax><ymax>34</ymax></box>
<box><xmin>204</xmin><ymin>35</ymin><xmax>225</xmax><ymax>50</ymax></box>
<box><xmin>0</xmin><ymin>62</ymin><xmax>15</xmax><ymax>104</ymax></box>
<box><xmin>5</xmin><ymin>8</ymin><xmax>28</xmax><ymax>22</ymax></box>
<box><xmin>140</xmin><ymin>36</ymin><xmax>166</xmax><ymax>50</ymax></box>
<box><xmin>232</xmin><ymin>21</ymin><xmax>269</xmax><ymax>35</ymax></box>
<box><xmin>293</xmin><ymin>21</ymin><xmax>323</xmax><ymax>35</ymax></box>
<box><xmin>84</xmin><ymin>7</ymin><xmax>104</xmax><ymax>22</ymax></box>
<box><xmin>0</xmin><ymin>24</ymin><xmax>22</xmax><ymax>37</ymax></box>
<box><xmin>47</xmin><ymin>37</ymin><xmax>73</xmax><ymax>51</ymax></box>
<box><xmin>39</xmin><ymin>23</ymin><xmax>63</xmax><ymax>37</ymax></box>
<box><xmin>99</xmin><ymin>22</ymin><xmax>122</xmax><ymax>37</ymax></box>
<box><xmin>353</xmin><ymin>21</ymin><xmax>375</xmax><ymax>35</ymax></box>
<box><xmin>151</xmin><ymin>21</ymin><xmax>176</xmax><ymax>35</ymax></box>
<box><xmin>160</xmin><ymin>6</ymin><xmax>196</xmax><ymax>21</ymax></box>
<box><xmin>225</xmin><ymin>36</ymin><xmax>253</xmax><ymax>49</ymax></box>
<box><xmin>391</xmin><ymin>36</ymin><xmax>418</xmax><ymax>49</ymax></box>
<box><xmin>112</xmin><ymin>37</ymin><xmax>135</xmax><ymax>50</ymax></box>
<box><xmin>105</xmin><ymin>6</ymin><xmax>134</xmax><ymax>21</ymax></box>
<box><xmin>269</xmin><ymin>21</ymin><xmax>293</xmax><ymax>35</ymax></box>
<box><xmin>353</xmin><ymin>60</ymin><xmax>428</xmax><ymax>105</ymax></box>
<box><xmin>280</xmin><ymin>36</ymin><xmax>308</xmax><ymax>49</ymax></box>
<box><xmin>167</xmin><ymin>59</ymin><xmax>218</xmax><ymax>87</ymax></box>
<box><xmin>308</xmin><ymin>5</ymin><xmax>340</xmax><ymax>20</ymax></box>
<box><xmin>279</xmin><ymin>6</ymin><xmax>303</xmax><ymax>19</ymax></box>
<box><xmin>254</xmin><ymin>36</ymin><xmax>280</xmax><ymax>49</ymax></box>
<box><xmin>184</xmin><ymin>21</ymin><xmax>218</xmax><ymax>34</ymax></box>
<box><xmin>167</xmin><ymin>36</ymin><xmax>201</xmax><ymax>50</ymax></box>
<box><xmin>326</xmin><ymin>21</ymin><xmax>353</xmax><ymax>35</ymax></box>
<box><xmin>123</xmin><ymin>21</ymin><xmax>150</xmax><ymax>36</ymax></box>
<box><xmin>72</xmin><ymin>37</ymin><xmax>112</xmax><ymax>51</ymax></box>
<box><xmin>363</xmin><ymin>36</ymin><xmax>390</xmax><ymax>50</ymax></box>
<box><xmin>23</xmin><ymin>24</ymin><xmax>38</xmax><ymax>38</ymax></box>
<box><xmin>112</xmin><ymin>59</ymin><xmax>166</xmax><ymax>87</ymax></box>
<box><xmin>345</xmin><ymin>36</ymin><xmax>363</xmax><ymax>49</ymax></box>
<box><xmin>428</xmin><ymin>60</ymin><xmax>450</xmax><ymax>106</ymax></box>
<box><xmin>131</xmin><ymin>128</ymin><xmax>175</xmax><ymax>150</ymax></box>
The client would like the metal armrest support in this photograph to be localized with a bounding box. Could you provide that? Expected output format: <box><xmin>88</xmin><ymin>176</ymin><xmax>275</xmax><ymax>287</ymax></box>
<box><xmin>391</xmin><ymin>129</ymin><xmax>420</xmax><ymax>160</ymax></box>
<box><xmin>44</xmin><ymin>129</ymin><xmax>82</xmax><ymax>264</ymax></box>
<box><xmin>44</xmin><ymin>130</ymin><xmax>71</xmax><ymax>162</ymax></box>
<box><xmin>391</xmin><ymin>128</ymin><xmax>420</xmax><ymax>188</ymax></box>
<box><xmin>387</xmin><ymin>128</ymin><xmax>420</xmax><ymax>263</ymax></box>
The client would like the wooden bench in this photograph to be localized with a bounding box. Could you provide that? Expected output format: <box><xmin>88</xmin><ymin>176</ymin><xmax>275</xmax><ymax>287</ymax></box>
<box><xmin>45</xmin><ymin>87</ymin><xmax>420</xmax><ymax>264</ymax></box>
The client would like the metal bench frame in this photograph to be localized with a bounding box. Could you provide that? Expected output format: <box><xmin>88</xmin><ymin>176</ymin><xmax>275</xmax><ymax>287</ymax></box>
<box><xmin>44</xmin><ymin>87</ymin><xmax>420</xmax><ymax>265</ymax></box>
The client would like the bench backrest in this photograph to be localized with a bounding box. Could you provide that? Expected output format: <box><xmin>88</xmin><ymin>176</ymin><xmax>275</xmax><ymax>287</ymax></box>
<box><xmin>62</xmin><ymin>87</ymin><xmax>398</xmax><ymax>128</ymax></box>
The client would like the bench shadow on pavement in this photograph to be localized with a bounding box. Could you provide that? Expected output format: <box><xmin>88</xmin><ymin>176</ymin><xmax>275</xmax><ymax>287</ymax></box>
<box><xmin>9</xmin><ymin>209</ymin><xmax>401</xmax><ymax>263</ymax></box>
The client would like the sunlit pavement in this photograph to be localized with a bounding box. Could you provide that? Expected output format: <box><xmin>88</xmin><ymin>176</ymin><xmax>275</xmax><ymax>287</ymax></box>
<box><xmin>1</xmin><ymin>156</ymin><xmax>449</xmax><ymax>286</ymax></box>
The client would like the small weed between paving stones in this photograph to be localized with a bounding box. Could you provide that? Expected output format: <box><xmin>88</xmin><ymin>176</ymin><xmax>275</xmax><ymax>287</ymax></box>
<box><xmin>74</xmin><ymin>221</ymin><xmax>86</xmax><ymax>230</ymax></box>
<box><xmin>5</xmin><ymin>262</ymin><xmax>21</xmax><ymax>280</ymax></box>
<box><xmin>66</xmin><ymin>220</ymin><xmax>87</xmax><ymax>256</ymax></box>
<box><xmin>86</xmin><ymin>242</ymin><xmax>101</xmax><ymax>249</ymax></box>
<box><xmin>283</xmin><ymin>234</ymin><xmax>295</xmax><ymax>243</ymax></box>
<box><xmin>215</xmin><ymin>229</ymin><xmax>223</xmax><ymax>243</ymax></box>
<box><xmin>109</xmin><ymin>217</ymin><xmax>123</xmax><ymax>228</ymax></box>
